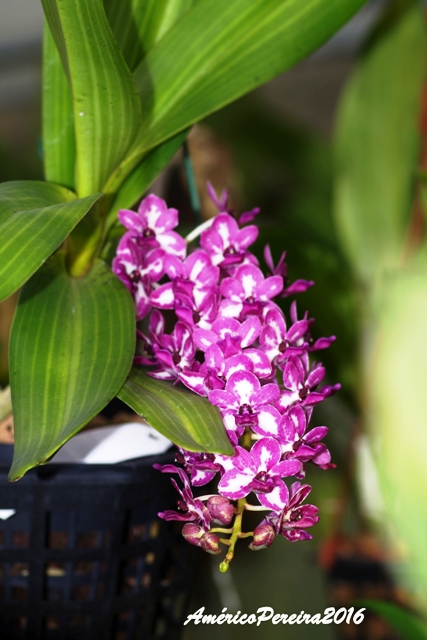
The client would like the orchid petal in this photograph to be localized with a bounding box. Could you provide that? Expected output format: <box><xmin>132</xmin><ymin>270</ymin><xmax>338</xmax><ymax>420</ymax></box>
<box><xmin>218</xmin><ymin>469</ymin><xmax>253</xmax><ymax>499</ymax></box>
<box><xmin>251</xmin><ymin>437</ymin><xmax>281</xmax><ymax>471</ymax></box>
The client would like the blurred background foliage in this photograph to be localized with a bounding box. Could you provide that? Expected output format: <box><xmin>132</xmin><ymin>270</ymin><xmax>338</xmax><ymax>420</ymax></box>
<box><xmin>2</xmin><ymin>0</ymin><xmax>427</xmax><ymax>638</ymax></box>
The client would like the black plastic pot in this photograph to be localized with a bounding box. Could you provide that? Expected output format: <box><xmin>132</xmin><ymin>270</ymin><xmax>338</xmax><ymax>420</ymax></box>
<box><xmin>0</xmin><ymin>445</ymin><xmax>197</xmax><ymax>640</ymax></box>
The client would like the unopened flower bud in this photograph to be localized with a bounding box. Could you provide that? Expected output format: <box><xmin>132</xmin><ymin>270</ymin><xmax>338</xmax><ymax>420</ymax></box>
<box><xmin>248</xmin><ymin>524</ymin><xmax>275</xmax><ymax>550</ymax></box>
<box><xmin>200</xmin><ymin>532</ymin><xmax>221</xmax><ymax>555</ymax></box>
<box><xmin>182</xmin><ymin>523</ymin><xmax>204</xmax><ymax>546</ymax></box>
<box><xmin>206</xmin><ymin>495</ymin><xmax>234</xmax><ymax>525</ymax></box>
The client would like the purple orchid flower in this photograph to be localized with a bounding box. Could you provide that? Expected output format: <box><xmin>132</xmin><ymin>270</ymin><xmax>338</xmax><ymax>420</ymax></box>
<box><xmin>217</xmin><ymin>438</ymin><xmax>301</xmax><ymax>499</ymax></box>
<box><xmin>180</xmin><ymin>348</ymin><xmax>255</xmax><ymax>396</ymax></box>
<box><xmin>278</xmin><ymin>405</ymin><xmax>334</xmax><ymax>470</ymax></box>
<box><xmin>208</xmin><ymin>370</ymin><xmax>280</xmax><ymax>428</ymax></box>
<box><xmin>175</xmin><ymin>449</ymin><xmax>222</xmax><ymax>486</ymax></box>
<box><xmin>174</xmin><ymin>287</ymin><xmax>220</xmax><ymax>330</ymax></box>
<box><xmin>207</xmin><ymin>182</ymin><xmax>229</xmax><ymax>212</ymax></box>
<box><xmin>149</xmin><ymin>318</ymin><xmax>196</xmax><ymax>381</ymax></box>
<box><xmin>237</xmin><ymin>207</ymin><xmax>260</xmax><ymax>226</ymax></box>
<box><xmin>193</xmin><ymin>316</ymin><xmax>261</xmax><ymax>355</ymax></box>
<box><xmin>113</xmin><ymin>187</ymin><xmax>341</xmax><ymax>559</ymax></box>
<box><xmin>150</xmin><ymin>249</ymin><xmax>219</xmax><ymax>311</ymax></box>
<box><xmin>220</xmin><ymin>264</ymin><xmax>283</xmax><ymax>319</ymax></box>
<box><xmin>253</xmin><ymin>404</ymin><xmax>333</xmax><ymax>473</ymax></box>
<box><xmin>276</xmin><ymin>354</ymin><xmax>340</xmax><ymax>410</ymax></box>
<box><xmin>288</xmin><ymin>301</ymin><xmax>336</xmax><ymax>352</ymax></box>
<box><xmin>112</xmin><ymin>235</ymin><xmax>165</xmax><ymax>320</ymax></box>
<box><xmin>191</xmin><ymin>317</ymin><xmax>272</xmax><ymax>381</ymax></box>
<box><xmin>180</xmin><ymin>338</ymin><xmax>272</xmax><ymax>397</ymax></box>
<box><xmin>200</xmin><ymin>212</ymin><xmax>259</xmax><ymax>268</ymax></box>
<box><xmin>264</xmin><ymin>245</ymin><xmax>314</xmax><ymax>297</ymax></box>
<box><xmin>118</xmin><ymin>194</ymin><xmax>186</xmax><ymax>258</ymax></box>
<box><xmin>154</xmin><ymin>464</ymin><xmax>212</xmax><ymax>530</ymax></box>
<box><xmin>213</xmin><ymin>412</ymin><xmax>245</xmax><ymax>446</ymax></box>
<box><xmin>133</xmin><ymin>328</ymin><xmax>158</xmax><ymax>366</ymax></box>
<box><xmin>207</xmin><ymin>182</ymin><xmax>260</xmax><ymax>226</ymax></box>
<box><xmin>260</xmin><ymin>307</ymin><xmax>309</xmax><ymax>363</ymax></box>
<box><xmin>259</xmin><ymin>481</ymin><xmax>319</xmax><ymax>541</ymax></box>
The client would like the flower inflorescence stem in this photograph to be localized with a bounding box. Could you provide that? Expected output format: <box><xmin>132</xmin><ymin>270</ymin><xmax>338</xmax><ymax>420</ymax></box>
<box><xmin>219</xmin><ymin>498</ymin><xmax>253</xmax><ymax>573</ymax></box>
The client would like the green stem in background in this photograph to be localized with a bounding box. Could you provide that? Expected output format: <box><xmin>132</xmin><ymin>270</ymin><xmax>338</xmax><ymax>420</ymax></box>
<box><xmin>0</xmin><ymin>387</ymin><xmax>12</xmax><ymax>422</ymax></box>
<box><xmin>183</xmin><ymin>140</ymin><xmax>202</xmax><ymax>226</ymax></box>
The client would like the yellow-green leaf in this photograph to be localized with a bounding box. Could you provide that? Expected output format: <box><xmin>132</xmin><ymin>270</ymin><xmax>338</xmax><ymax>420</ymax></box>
<box><xmin>104</xmin><ymin>0</ymin><xmax>199</xmax><ymax>72</ymax></box>
<box><xmin>42</xmin><ymin>0</ymin><xmax>142</xmax><ymax>196</ymax></box>
<box><xmin>106</xmin><ymin>0</ymin><xmax>367</xmax><ymax>192</ymax></box>
<box><xmin>118</xmin><ymin>367</ymin><xmax>234</xmax><ymax>455</ymax></box>
<box><xmin>0</xmin><ymin>181</ymin><xmax>101</xmax><ymax>302</ymax></box>
<box><xmin>42</xmin><ymin>19</ymin><xmax>76</xmax><ymax>190</ymax></box>
<box><xmin>105</xmin><ymin>130</ymin><xmax>188</xmax><ymax>232</ymax></box>
<box><xmin>9</xmin><ymin>253</ymin><xmax>135</xmax><ymax>480</ymax></box>
<box><xmin>334</xmin><ymin>2</ymin><xmax>427</xmax><ymax>288</ymax></box>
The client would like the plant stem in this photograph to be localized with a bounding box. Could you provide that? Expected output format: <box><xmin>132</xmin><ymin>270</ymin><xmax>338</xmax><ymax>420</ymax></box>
<box><xmin>244</xmin><ymin>504</ymin><xmax>270</xmax><ymax>512</ymax></box>
<box><xmin>197</xmin><ymin>493</ymin><xmax>218</xmax><ymax>502</ymax></box>
<box><xmin>219</xmin><ymin>497</ymin><xmax>246</xmax><ymax>573</ymax></box>
<box><xmin>242</xmin><ymin>427</ymin><xmax>252</xmax><ymax>450</ymax></box>
<box><xmin>185</xmin><ymin>217</ymin><xmax>214</xmax><ymax>243</ymax></box>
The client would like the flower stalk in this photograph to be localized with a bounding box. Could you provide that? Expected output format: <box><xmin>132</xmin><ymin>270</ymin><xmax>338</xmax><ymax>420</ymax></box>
<box><xmin>219</xmin><ymin>498</ymin><xmax>248</xmax><ymax>573</ymax></box>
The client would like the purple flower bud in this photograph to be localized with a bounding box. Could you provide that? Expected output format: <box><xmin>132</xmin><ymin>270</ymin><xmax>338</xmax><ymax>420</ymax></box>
<box><xmin>206</xmin><ymin>496</ymin><xmax>235</xmax><ymax>525</ymax></box>
<box><xmin>200</xmin><ymin>532</ymin><xmax>222</xmax><ymax>554</ymax></box>
<box><xmin>182</xmin><ymin>523</ymin><xmax>204</xmax><ymax>546</ymax></box>
<box><xmin>249</xmin><ymin>524</ymin><xmax>276</xmax><ymax>550</ymax></box>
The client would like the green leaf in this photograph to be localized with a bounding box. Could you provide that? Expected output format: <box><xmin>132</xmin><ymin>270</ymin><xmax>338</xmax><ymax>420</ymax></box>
<box><xmin>41</xmin><ymin>0</ymin><xmax>142</xmax><ymax>196</ymax></box>
<box><xmin>118</xmin><ymin>367</ymin><xmax>234</xmax><ymax>455</ymax></box>
<box><xmin>367</xmin><ymin>257</ymin><xmax>427</xmax><ymax>607</ymax></box>
<box><xmin>0</xmin><ymin>181</ymin><xmax>101</xmax><ymax>302</ymax></box>
<box><xmin>105</xmin><ymin>130</ymin><xmax>188</xmax><ymax>231</ymax></box>
<box><xmin>42</xmin><ymin>19</ymin><xmax>76</xmax><ymax>190</ymax></box>
<box><xmin>334</xmin><ymin>2</ymin><xmax>427</xmax><ymax>288</ymax></box>
<box><xmin>106</xmin><ymin>0</ymin><xmax>367</xmax><ymax>191</ymax></box>
<box><xmin>104</xmin><ymin>0</ymin><xmax>199</xmax><ymax>72</ymax></box>
<box><xmin>358</xmin><ymin>600</ymin><xmax>427</xmax><ymax>640</ymax></box>
<box><xmin>9</xmin><ymin>253</ymin><xmax>135</xmax><ymax>480</ymax></box>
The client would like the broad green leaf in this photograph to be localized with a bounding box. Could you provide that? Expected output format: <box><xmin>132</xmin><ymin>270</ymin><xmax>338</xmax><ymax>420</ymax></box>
<box><xmin>367</xmin><ymin>257</ymin><xmax>427</xmax><ymax>605</ymax></box>
<box><xmin>0</xmin><ymin>181</ymin><xmax>101</xmax><ymax>302</ymax></box>
<box><xmin>41</xmin><ymin>0</ymin><xmax>142</xmax><ymax>196</ymax></box>
<box><xmin>358</xmin><ymin>600</ymin><xmax>427</xmax><ymax>640</ymax></box>
<box><xmin>334</xmin><ymin>3</ymin><xmax>427</xmax><ymax>289</ymax></box>
<box><xmin>9</xmin><ymin>253</ymin><xmax>135</xmax><ymax>480</ymax></box>
<box><xmin>104</xmin><ymin>0</ymin><xmax>198</xmax><ymax>72</ymax></box>
<box><xmin>118</xmin><ymin>367</ymin><xmax>234</xmax><ymax>455</ymax></box>
<box><xmin>42</xmin><ymin>20</ymin><xmax>76</xmax><ymax>190</ymax></box>
<box><xmin>105</xmin><ymin>129</ymin><xmax>188</xmax><ymax>231</ymax></box>
<box><xmin>106</xmin><ymin>0</ymin><xmax>367</xmax><ymax>192</ymax></box>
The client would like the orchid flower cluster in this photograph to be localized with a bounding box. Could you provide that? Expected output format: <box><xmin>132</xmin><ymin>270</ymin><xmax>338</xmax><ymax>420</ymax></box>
<box><xmin>113</xmin><ymin>185</ymin><xmax>340</xmax><ymax>572</ymax></box>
